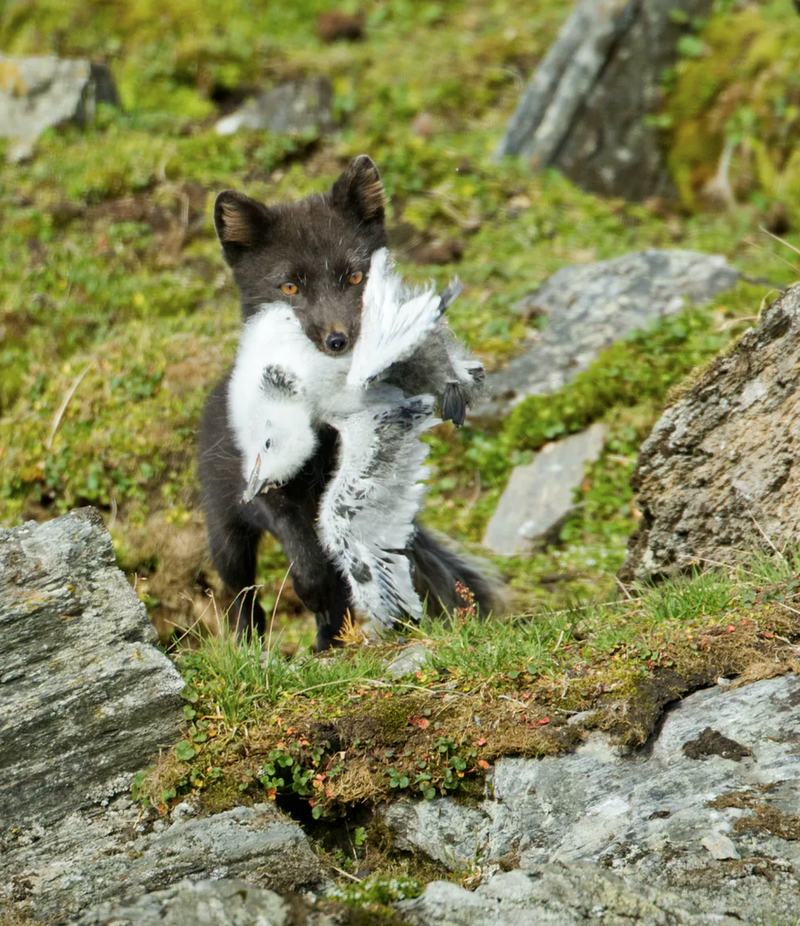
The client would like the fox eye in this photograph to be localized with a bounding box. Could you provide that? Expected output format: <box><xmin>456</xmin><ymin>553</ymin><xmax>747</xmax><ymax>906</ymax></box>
<box><xmin>280</xmin><ymin>282</ymin><xmax>298</xmax><ymax>296</ymax></box>
<box><xmin>348</xmin><ymin>271</ymin><xmax>364</xmax><ymax>286</ymax></box>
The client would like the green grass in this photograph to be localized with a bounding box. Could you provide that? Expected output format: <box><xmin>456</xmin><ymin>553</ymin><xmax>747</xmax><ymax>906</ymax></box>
<box><xmin>140</xmin><ymin>553</ymin><xmax>800</xmax><ymax>824</ymax></box>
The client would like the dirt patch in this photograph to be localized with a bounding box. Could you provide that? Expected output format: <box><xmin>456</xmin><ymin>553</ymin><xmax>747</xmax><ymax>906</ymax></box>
<box><xmin>682</xmin><ymin>727</ymin><xmax>753</xmax><ymax>762</ymax></box>
<box><xmin>735</xmin><ymin>804</ymin><xmax>800</xmax><ymax>841</ymax></box>
<box><xmin>707</xmin><ymin>785</ymin><xmax>800</xmax><ymax>841</ymax></box>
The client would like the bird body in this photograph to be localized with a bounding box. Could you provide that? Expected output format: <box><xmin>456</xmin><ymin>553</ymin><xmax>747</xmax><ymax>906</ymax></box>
<box><xmin>227</xmin><ymin>248</ymin><xmax>457</xmax><ymax>626</ymax></box>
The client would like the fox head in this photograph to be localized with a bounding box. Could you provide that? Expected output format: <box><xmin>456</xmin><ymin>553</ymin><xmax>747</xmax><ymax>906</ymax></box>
<box><xmin>214</xmin><ymin>155</ymin><xmax>387</xmax><ymax>356</ymax></box>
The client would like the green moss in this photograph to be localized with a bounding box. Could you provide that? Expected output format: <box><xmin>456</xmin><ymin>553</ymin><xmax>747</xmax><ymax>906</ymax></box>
<box><xmin>666</xmin><ymin>0</ymin><xmax>800</xmax><ymax>212</ymax></box>
<box><xmin>2</xmin><ymin>0</ymin><xmax>799</xmax><ymax>636</ymax></box>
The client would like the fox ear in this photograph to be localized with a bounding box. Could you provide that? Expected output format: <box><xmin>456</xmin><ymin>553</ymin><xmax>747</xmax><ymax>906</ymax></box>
<box><xmin>214</xmin><ymin>190</ymin><xmax>273</xmax><ymax>265</ymax></box>
<box><xmin>331</xmin><ymin>155</ymin><xmax>386</xmax><ymax>225</ymax></box>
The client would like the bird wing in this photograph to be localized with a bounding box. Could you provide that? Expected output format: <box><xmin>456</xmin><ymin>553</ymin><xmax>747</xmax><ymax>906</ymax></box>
<box><xmin>318</xmin><ymin>394</ymin><xmax>437</xmax><ymax>626</ymax></box>
<box><xmin>347</xmin><ymin>249</ymin><xmax>459</xmax><ymax>389</ymax></box>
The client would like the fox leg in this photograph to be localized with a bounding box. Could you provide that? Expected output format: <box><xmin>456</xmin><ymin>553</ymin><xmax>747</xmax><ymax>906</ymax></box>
<box><xmin>244</xmin><ymin>490</ymin><xmax>351</xmax><ymax>650</ymax></box>
<box><xmin>206</xmin><ymin>509</ymin><xmax>267</xmax><ymax>636</ymax></box>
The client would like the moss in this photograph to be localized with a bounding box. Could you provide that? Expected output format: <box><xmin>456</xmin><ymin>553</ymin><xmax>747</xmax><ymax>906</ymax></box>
<box><xmin>665</xmin><ymin>0</ymin><xmax>800</xmax><ymax>213</ymax></box>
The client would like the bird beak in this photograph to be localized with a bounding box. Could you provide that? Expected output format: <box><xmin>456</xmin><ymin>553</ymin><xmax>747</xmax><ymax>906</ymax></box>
<box><xmin>241</xmin><ymin>454</ymin><xmax>267</xmax><ymax>504</ymax></box>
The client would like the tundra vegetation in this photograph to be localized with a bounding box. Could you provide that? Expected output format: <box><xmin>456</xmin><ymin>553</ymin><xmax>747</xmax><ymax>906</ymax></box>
<box><xmin>2</xmin><ymin>0</ymin><xmax>800</xmax><ymax>911</ymax></box>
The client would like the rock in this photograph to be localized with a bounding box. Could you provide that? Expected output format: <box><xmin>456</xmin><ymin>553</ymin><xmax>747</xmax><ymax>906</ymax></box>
<box><xmin>700</xmin><ymin>834</ymin><xmax>740</xmax><ymax>861</ymax></box>
<box><xmin>0</xmin><ymin>56</ymin><xmax>118</xmax><ymax>162</ymax></box>
<box><xmin>71</xmin><ymin>879</ymin><xmax>291</xmax><ymax>926</ymax></box>
<box><xmin>474</xmin><ymin>250</ymin><xmax>739</xmax><ymax>421</ymax></box>
<box><xmin>493</xmin><ymin>0</ymin><xmax>714</xmax><ymax>202</ymax></box>
<box><xmin>215</xmin><ymin>77</ymin><xmax>335</xmax><ymax>137</ymax></box>
<box><xmin>0</xmin><ymin>508</ymin><xmax>183</xmax><ymax>832</ymax></box>
<box><xmin>620</xmin><ymin>283</ymin><xmax>800</xmax><ymax>582</ymax></box>
<box><xmin>3</xmin><ymin>801</ymin><xmax>327</xmax><ymax>922</ymax></box>
<box><xmin>71</xmin><ymin>877</ymin><xmax>342</xmax><ymax>926</ymax></box>
<box><xmin>382</xmin><ymin>800</ymin><xmax>489</xmax><ymax>870</ymax></box>
<box><xmin>398</xmin><ymin>866</ymin><xmax>742</xmax><ymax>926</ymax></box>
<box><xmin>385</xmin><ymin>642</ymin><xmax>431</xmax><ymax>678</ymax></box>
<box><xmin>483</xmin><ymin>423</ymin><xmax>607</xmax><ymax>555</ymax></box>
<box><xmin>383</xmin><ymin>674</ymin><xmax>800</xmax><ymax>923</ymax></box>
<box><xmin>0</xmin><ymin>510</ymin><xmax>326</xmax><ymax>921</ymax></box>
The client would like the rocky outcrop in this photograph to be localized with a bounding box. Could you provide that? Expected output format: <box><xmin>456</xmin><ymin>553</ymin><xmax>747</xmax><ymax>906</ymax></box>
<box><xmin>400</xmin><ymin>866</ymin><xmax>742</xmax><ymax>926</ymax></box>
<box><xmin>0</xmin><ymin>56</ymin><xmax>118</xmax><ymax>162</ymax></box>
<box><xmin>71</xmin><ymin>880</ymin><xmax>293</xmax><ymax>926</ymax></box>
<box><xmin>494</xmin><ymin>0</ymin><xmax>713</xmax><ymax>201</ymax></box>
<box><xmin>215</xmin><ymin>77</ymin><xmax>335</xmax><ymax>136</ymax></box>
<box><xmin>3</xmin><ymin>800</ymin><xmax>327</xmax><ymax>923</ymax></box>
<box><xmin>0</xmin><ymin>510</ymin><xmax>326</xmax><ymax>923</ymax></box>
<box><xmin>71</xmin><ymin>878</ymin><xmax>342</xmax><ymax>926</ymax></box>
<box><xmin>0</xmin><ymin>508</ymin><xmax>184</xmax><ymax>832</ymax></box>
<box><xmin>383</xmin><ymin>673</ymin><xmax>800</xmax><ymax>924</ymax></box>
<box><xmin>621</xmin><ymin>284</ymin><xmax>800</xmax><ymax>582</ymax></box>
<box><xmin>475</xmin><ymin>250</ymin><xmax>739</xmax><ymax>422</ymax></box>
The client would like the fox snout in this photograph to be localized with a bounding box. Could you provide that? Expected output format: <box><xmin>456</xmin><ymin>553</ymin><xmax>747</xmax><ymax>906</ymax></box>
<box><xmin>316</xmin><ymin>314</ymin><xmax>361</xmax><ymax>356</ymax></box>
<box><xmin>325</xmin><ymin>331</ymin><xmax>349</xmax><ymax>353</ymax></box>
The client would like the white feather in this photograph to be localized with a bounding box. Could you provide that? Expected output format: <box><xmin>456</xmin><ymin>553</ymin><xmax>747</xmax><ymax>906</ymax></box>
<box><xmin>348</xmin><ymin>248</ymin><xmax>445</xmax><ymax>389</ymax></box>
<box><xmin>227</xmin><ymin>251</ymin><xmax>467</xmax><ymax>626</ymax></box>
<box><xmin>318</xmin><ymin>395</ymin><xmax>437</xmax><ymax>625</ymax></box>
<box><xmin>227</xmin><ymin>306</ymin><xmax>343</xmax><ymax>491</ymax></box>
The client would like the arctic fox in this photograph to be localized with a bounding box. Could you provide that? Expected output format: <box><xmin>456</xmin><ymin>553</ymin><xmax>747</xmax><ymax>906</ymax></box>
<box><xmin>199</xmin><ymin>155</ymin><xmax>497</xmax><ymax>648</ymax></box>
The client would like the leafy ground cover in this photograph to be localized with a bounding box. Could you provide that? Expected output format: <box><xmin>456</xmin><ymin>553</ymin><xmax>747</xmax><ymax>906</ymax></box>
<box><xmin>142</xmin><ymin>553</ymin><xmax>800</xmax><ymax>860</ymax></box>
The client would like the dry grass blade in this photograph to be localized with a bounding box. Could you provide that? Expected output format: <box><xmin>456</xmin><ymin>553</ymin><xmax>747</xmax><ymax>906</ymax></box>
<box><xmin>46</xmin><ymin>360</ymin><xmax>95</xmax><ymax>450</ymax></box>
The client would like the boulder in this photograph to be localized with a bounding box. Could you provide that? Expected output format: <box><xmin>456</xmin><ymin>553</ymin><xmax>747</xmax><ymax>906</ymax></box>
<box><xmin>0</xmin><ymin>510</ymin><xmax>327</xmax><ymax>922</ymax></box>
<box><xmin>215</xmin><ymin>77</ymin><xmax>335</xmax><ymax>136</ymax></box>
<box><xmin>399</xmin><ymin>866</ymin><xmax>742</xmax><ymax>926</ymax></box>
<box><xmin>0</xmin><ymin>508</ymin><xmax>184</xmax><ymax>832</ymax></box>
<box><xmin>384</xmin><ymin>673</ymin><xmax>800</xmax><ymax>923</ymax></box>
<box><xmin>483</xmin><ymin>423</ymin><xmax>607</xmax><ymax>554</ymax></box>
<box><xmin>3</xmin><ymin>788</ymin><xmax>326</xmax><ymax>922</ymax></box>
<box><xmin>473</xmin><ymin>250</ymin><xmax>739</xmax><ymax>422</ymax></box>
<box><xmin>620</xmin><ymin>283</ymin><xmax>800</xmax><ymax>582</ymax></box>
<box><xmin>71</xmin><ymin>878</ymin><xmax>339</xmax><ymax>926</ymax></box>
<box><xmin>493</xmin><ymin>0</ymin><xmax>714</xmax><ymax>201</ymax></box>
<box><xmin>0</xmin><ymin>56</ymin><xmax>119</xmax><ymax>162</ymax></box>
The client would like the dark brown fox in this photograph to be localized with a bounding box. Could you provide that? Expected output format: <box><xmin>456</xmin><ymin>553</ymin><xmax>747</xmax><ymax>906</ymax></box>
<box><xmin>199</xmin><ymin>155</ymin><xmax>497</xmax><ymax>649</ymax></box>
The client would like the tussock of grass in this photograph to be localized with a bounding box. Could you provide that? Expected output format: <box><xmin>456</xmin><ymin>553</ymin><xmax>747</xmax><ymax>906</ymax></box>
<box><xmin>142</xmin><ymin>555</ymin><xmax>800</xmax><ymax>820</ymax></box>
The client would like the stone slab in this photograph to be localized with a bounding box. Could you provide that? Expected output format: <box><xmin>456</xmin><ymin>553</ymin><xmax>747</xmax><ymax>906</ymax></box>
<box><xmin>483</xmin><ymin>422</ymin><xmax>607</xmax><ymax>555</ymax></box>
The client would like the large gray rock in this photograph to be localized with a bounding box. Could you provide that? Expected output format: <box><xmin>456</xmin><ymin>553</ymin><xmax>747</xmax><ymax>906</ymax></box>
<box><xmin>399</xmin><ymin>866</ymin><xmax>742</xmax><ymax>926</ymax></box>
<box><xmin>494</xmin><ymin>0</ymin><xmax>713</xmax><ymax>201</ymax></box>
<box><xmin>621</xmin><ymin>283</ymin><xmax>800</xmax><ymax>581</ymax></box>
<box><xmin>3</xmin><ymin>801</ymin><xmax>327</xmax><ymax>923</ymax></box>
<box><xmin>0</xmin><ymin>508</ymin><xmax>184</xmax><ymax>832</ymax></box>
<box><xmin>474</xmin><ymin>250</ymin><xmax>739</xmax><ymax>421</ymax></box>
<box><xmin>0</xmin><ymin>56</ymin><xmax>118</xmax><ymax>161</ymax></box>
<box><xmin>384</xmin><ymin>673</ymin><xmax>800</xmax><ymax>924</ymax></box>
<box><xmin>72</xmin><ymin>878</ymin><xmax>340</xmax><ymax>926</ymax></box>
<box><xmin>71</xmin><ymin>880</ymin><xmax>291</xmax><ymax>926</ymax></box>
<box><xmin>483</xmin><ymin>423</ymin><xmax>606</xmax><ymax>555</ymax></box>
<box><xmin>215</xmin><ymin>77</ymin><xmax>335</xmax><ymax>136</ymax></box>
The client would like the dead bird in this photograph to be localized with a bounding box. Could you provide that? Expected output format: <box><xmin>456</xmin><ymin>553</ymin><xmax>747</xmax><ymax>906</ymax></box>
<box><xmin>227</xmin><ymin>250</ymin><xmax>453</xmax><ymax>626</ymax></box>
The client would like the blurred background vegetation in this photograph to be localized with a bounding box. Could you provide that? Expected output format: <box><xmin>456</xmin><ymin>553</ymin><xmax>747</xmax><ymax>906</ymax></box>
<box><xmin>1</xmin><ymin>0</ymin><xmax>799</xmax><ymax>648</ymax></box>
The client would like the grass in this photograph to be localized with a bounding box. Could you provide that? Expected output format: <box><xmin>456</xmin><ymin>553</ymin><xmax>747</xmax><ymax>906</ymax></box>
<box><xmin>140</xmin><ymin>552</ymin><xmax>800</xmax><ymax>826</ymax></box>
